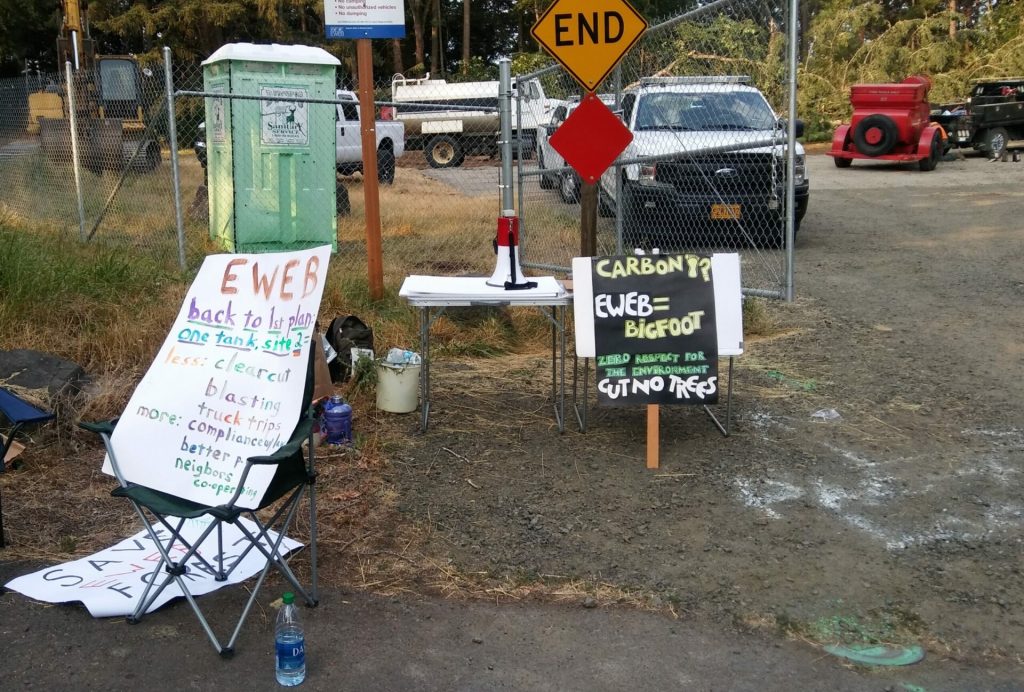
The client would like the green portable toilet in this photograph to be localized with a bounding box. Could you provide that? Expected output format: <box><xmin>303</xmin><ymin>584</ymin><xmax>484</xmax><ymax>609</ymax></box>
<box><xmin>202</xmin><ymin>43</ymin><xmax>339</xmax><ymax>252</ymax></box>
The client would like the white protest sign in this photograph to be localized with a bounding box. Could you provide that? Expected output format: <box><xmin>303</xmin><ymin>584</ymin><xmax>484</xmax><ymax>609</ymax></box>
<box><xmin>4</xmin><ymin>517</ymin><xmax>302</xmax><ymax>617</ymax></box>
<box><xmin>106</xmin><ymin>245</ymin><xmax>331</xmax><ymax>508</ymax></box>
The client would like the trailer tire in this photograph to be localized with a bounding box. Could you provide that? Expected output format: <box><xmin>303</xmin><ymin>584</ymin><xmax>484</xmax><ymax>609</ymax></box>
<box><xmin>982</xmin><ymin>127</ymin><xmax>1008</xmax><ymax>160</ymax></box>
<box><xmin>425</xmin><ymin>135</ymin><xmax>464</xmax><ymax>168</ymax></box>
<box><xmin>853</xmin><ymin>114</ymin><xmax>899</xmax><ymax>157</ymax></box>
<box><xmin>142</xmin><ymin>141</ymin><xmax>161</xmax><ymax>172</ymax></box>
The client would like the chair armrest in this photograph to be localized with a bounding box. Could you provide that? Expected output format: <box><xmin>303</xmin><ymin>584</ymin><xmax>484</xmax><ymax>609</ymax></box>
<box><xmin>246</xmin><ymin>417</ymin><xmax>314</xmax><ymax>465</ymax></box>
<box><xmin>79</xmin><ymin>418</ymin><xmax>120</xmax><ymax>436</ymax></box>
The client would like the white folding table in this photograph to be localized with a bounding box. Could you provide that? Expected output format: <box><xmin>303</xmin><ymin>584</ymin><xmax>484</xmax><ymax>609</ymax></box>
<box><xmin>399</xmin><ymin>276</ymin><xmax>574</xmax><ymax>433</ymax></box>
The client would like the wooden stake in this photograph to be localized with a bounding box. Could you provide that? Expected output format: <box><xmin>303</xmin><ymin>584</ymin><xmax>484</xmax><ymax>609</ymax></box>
<box><xmin>646</xmin><ymin>404</ymin><xmax>659</xmax><ymax>469</ymax></box>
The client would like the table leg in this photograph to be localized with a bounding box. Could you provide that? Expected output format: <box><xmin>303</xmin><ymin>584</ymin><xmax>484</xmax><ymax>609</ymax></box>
<box><xmin>420</xmin><ymin>307</ymin><xmax>430</xmax><ymax>432</ymax></box>
<box><xmin>559</xmin><ymin>304</ymin><xmax>566</xmax><ymax>433</ymax></box>
<box><xmin>702</xmin><ymin>356</ymin><xmax>733</xmax><ymax>437</ymax></box>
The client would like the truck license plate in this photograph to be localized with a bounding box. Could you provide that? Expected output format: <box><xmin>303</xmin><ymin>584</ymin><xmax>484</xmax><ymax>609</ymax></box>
<box><xmin>711</xmin><ymin>204</ymin><xmax>741</xmax><ymax>220</ymax></box>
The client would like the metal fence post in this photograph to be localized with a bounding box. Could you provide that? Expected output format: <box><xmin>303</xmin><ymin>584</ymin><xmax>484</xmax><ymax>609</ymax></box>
<box><xmin>164</xmin><ymin>47</ymin><xmax>186</xmax><ymax>271</ymax></box>
<box><xmin>65</xmin><ymin>61</ymin><xmax>86</xmax><ymax>241</ymax></box>
<box><xmin>613</xmin><ymin>64</ymin><xmax>624</xmax><ymax>255</ymax></box>
<box><xmin>785</xmin><ymin>0</ymin><xmax>798</xmax><ymax>302</ymax></box>
<box><xmin>498</xmin><ymin>59</ymin><xmax>514</xmax><ymax>215</ymax></box>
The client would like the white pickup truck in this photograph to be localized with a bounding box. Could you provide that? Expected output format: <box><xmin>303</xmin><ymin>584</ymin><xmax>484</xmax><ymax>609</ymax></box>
<box><xmin>334</xmin><ymin>89</ymin><xmax>405</xmax><ymax>184</ymax></box>
<box><xmin>195</xmin><ymin>89</ymin><xmax>405</xmax><ymax>184</ymax></box>
<box><xmin>599</xmin><ymin>76</ymin><xmax>809</xmax><ymax>249</ymax></box>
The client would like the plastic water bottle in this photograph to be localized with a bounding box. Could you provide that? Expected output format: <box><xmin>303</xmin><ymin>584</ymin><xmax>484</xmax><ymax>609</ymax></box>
<box><xmin>275</xmin><ymin>592</ymin><xmax>306</xmax><ymax>686</ymax></box>
<box><xmin>322</xmin><ymin>395</ymin><xmax>352</xmax><ymax>445</ymax></box>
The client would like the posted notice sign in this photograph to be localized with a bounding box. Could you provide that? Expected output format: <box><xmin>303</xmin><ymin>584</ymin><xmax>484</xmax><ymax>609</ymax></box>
<box><xmin>573</xmin><ymin>254</ymin><xmax>719</xmax><ymax>406</ymax></box>
<box><xmin>260</xmin><ymin>86</ymin><xmax>308</xmax><ymax>146</ymax></box>
<box><xmin>326</xmin><ymin>0</ymin><xmax>407</xmax><ymax>39</ymax></box>
<box><xmin>107</xmin><ymin>246</ymin><xmax>331</xmax><ymax>509</ymax></box>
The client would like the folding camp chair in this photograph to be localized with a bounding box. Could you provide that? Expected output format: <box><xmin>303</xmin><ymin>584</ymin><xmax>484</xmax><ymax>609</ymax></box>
<box><xmin>79</xmin><ymin>349</ymin><xmax>319</xmax><ymax>657</ymax></box>
<box><xmin>1</xmin><ymin>387</ymin><xmax>56</xmax><ymax>548</ymax></box>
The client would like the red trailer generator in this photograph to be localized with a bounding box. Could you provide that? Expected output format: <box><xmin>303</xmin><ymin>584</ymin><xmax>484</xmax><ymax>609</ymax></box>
<box><xmin>828</xmin><ymin>75</ymin><xmax>945</xmax><ymax>171</ymax></box>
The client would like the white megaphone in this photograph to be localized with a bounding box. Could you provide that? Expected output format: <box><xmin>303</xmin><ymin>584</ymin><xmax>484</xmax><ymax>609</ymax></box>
<box><xmin>486</xmin><ymin>212</ymin><xmax>537</xmax><ymax>290</ymax></box>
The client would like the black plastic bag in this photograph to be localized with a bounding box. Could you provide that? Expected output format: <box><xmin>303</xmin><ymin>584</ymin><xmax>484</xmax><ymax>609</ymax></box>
<box><xmin>326</xmin><ymin>315</ymin><xmax>374</xmax><ymax>383</ymax></box>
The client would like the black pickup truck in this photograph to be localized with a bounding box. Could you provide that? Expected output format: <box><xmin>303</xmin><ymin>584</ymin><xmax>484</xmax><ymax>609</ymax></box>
<box><xmin>933</xmin><ymin>77</ymin><xmax>1024</xmax><ymax>159</ymax></box>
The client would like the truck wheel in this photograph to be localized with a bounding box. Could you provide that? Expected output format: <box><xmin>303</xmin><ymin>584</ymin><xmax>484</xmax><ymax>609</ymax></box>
<box><xmin>559</xmin><ymin>171</ymin><xmax>580</xmax><ymax>204</ymax></box>
<box><xmin>983</xmin><ymin>127</ymin><xmax>1008</xmax><ymax>160</ymax></box>
<box><xmin>538</xmin><ymin>148</ymin><xmax>555</xmax><ymax>189</ymax></box>
<box><xmin>377</xmin><ymin>145</ymin><xmax>396</xmax><ymax>184</ymax></box>
<box><xmin>919</xmin><ymin>131</ymin><xmax>941</xmax><ymax>171</ymax></box>
<box><xmin>598</xmin><ymin>187</ymin><xmax>616</xmax><ymax>218</ymax></box>
<box><xmin>833</xmin><ymin>157</ymin><xmax>852</xmax><ymax>168</ymax></box>
<box><xmin>336</xmin><ymin>180</ymin><xmax>351</xmax><ymax>217</ymax></box>
<box><xmin>853</xmin><ymin>114</ymin><xmax>898</xmax><ymax>157</ymax></box>
<box><xmin>425</xmin><ymin>135</ymin><xmax>464</xmax><ymax>169</ymax></box>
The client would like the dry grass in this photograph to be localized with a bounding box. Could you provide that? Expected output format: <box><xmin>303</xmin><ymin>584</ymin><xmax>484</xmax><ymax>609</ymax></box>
<box><xmin>0</xmin><ymin>158</ymin><xmax>792</xmax><ymax>622</ymax></box>
<box><xmin>0</xmin><ymin>162</ymin><xmax>574</xmax><ymax>615</ymax></box>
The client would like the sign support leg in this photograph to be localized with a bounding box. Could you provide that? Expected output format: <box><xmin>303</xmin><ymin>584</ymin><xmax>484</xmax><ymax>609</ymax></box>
<box><xmin>646</xmin><ymin>404</ymin><xmax>659</xmax><ymax>469</ymax></box>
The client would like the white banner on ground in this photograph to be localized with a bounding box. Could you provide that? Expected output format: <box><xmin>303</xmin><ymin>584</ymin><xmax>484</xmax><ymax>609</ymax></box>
<box><xmin>4</xmin><ymin>517</ymin><xmax>302</xmax><ymax>617</ymax></box>
<box><xmin>106</xmin><ymin>245</ymin><xmax>331</xmax><ymax>508</ymax></box>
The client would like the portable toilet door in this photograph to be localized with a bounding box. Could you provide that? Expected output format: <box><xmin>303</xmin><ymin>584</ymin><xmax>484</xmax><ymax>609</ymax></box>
<box><xmin>202</xmin><ymin>43</ymin><xmax>339</xmax><ymax>252</ymax></box>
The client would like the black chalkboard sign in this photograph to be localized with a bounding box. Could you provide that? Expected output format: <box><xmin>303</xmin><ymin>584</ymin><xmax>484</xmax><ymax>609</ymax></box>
<box><xmin>590</xmin><ymin>253</ymin><xmax>719</xmax><ymax>406</ymax></box>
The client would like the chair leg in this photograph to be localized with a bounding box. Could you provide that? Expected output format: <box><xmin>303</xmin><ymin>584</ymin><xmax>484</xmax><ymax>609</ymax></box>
<box><xmin>239</xmin><ymin>495</ymin><xmax>313</xmax><ymax>601</ymax></box>
<box><xmin>0</xmin><ymin>422</ymin><xmax>26</xmax><ymax>548</ymax></box>
<box><xmin>118</xmin><ymin>481</ymin><xmax>318</xmax><ymax>655</ymax></box>
<box><xmin>307</xmin><ymin>477</ymin><xmax>319</xmax><ymax>605</ymax></box>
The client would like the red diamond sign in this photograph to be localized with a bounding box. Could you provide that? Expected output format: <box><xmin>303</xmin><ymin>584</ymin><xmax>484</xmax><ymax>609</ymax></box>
<box><xmin>549</xmin><ymin>92</ymin><xmax>633</xmax><ymax>184</ymax></box>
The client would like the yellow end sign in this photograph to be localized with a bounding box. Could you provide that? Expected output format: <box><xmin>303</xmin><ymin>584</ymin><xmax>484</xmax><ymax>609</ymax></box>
<box><xmin>531</xmin><ymin>0</ymin><xmax>648</xmax><ymax>91</ymax></box>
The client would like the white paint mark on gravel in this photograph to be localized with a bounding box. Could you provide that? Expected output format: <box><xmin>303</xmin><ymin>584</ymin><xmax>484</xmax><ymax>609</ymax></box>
<box><xmin>734</xmin><ymin>420</ymin><xmax>1024</xmax><ymax>550</ymax></box>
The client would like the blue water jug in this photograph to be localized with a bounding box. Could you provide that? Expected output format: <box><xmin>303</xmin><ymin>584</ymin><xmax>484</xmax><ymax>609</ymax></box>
<box><xmin>322</xmin><ymin>395</ymin><xmax>353</xmax><ymax>445</ymax></box>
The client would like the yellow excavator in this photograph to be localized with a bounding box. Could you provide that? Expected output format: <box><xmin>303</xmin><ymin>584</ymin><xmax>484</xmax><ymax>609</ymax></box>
<box><xmin>27</xmin><ymin>0</ymin><xmax>160</xmax><ymax>172</ymax></box>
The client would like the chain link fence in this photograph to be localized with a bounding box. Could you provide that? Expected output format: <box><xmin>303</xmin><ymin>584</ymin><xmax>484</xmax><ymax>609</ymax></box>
<box><xmin>0</xmin><ymin>0</ymin><xmax>798</xmax><ymax>297</ymax></box>
<box><xmin>0</xmin><ymin>57</ymin><xmax>183</xmax><ymax>262</ymax></box>
<box><xmin>518</xmin><ymin>0</ymin><xmax>800</xmax><ymax>298</ymax></box>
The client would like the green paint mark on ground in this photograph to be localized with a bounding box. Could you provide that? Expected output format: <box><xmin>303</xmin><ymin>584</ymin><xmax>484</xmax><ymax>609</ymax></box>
<box><xmin>824</xmin><ymin>643</ymin><xmax>925</xmax><ymax>667</ymax></box>
<box><xmin>764</xmin><ymin>369</ymin><xmax>817</xmax><ymax>391</ymax></box>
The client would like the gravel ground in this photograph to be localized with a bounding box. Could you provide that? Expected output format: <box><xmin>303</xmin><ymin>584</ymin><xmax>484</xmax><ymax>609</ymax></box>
<box><xmin>384</xmin><ymin>150</ymin><xmax>1024</xmax><ymax>664</ymax></box>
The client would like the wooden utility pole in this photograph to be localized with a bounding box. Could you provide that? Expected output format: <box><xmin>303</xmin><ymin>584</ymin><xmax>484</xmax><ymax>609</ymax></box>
<box><xmin>462</xmin><ymin>0</ymin><xmax>471</xmax><ymax>75</ymax></box>
<box><xmin>357</xmin><ymin>39</ymin><xmax>384</xmax><ymax>301</ymax></box>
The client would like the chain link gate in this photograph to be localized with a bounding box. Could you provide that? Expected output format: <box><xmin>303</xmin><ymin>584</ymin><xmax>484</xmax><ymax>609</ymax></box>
<box><xmin>1</xmin><ymin>0</ymin><xmax>800</xmax><ymax>300</ymax></box>
<box><xmin>516</xmin><ymin>0</ymin><xmax>801</xmax><ymax>299</ymax></box>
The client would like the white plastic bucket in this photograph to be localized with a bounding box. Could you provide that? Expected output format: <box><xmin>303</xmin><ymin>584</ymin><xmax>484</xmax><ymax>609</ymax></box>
<box><xmin>375</xmin><ymin>362</ymin><xmax>420</xmax><ymax>413</ymax></box>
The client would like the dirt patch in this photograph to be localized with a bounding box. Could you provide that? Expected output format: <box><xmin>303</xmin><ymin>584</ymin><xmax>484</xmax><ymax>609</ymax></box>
<box><xmin>374</xmin><ymin>153</ymin><xmax>1024</xmax><ymax>663</ymax></box>
<box><xmin>3</xmin><ymin>153</ymin><xmax>1022</xmax><ymax>670</ymax></box>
